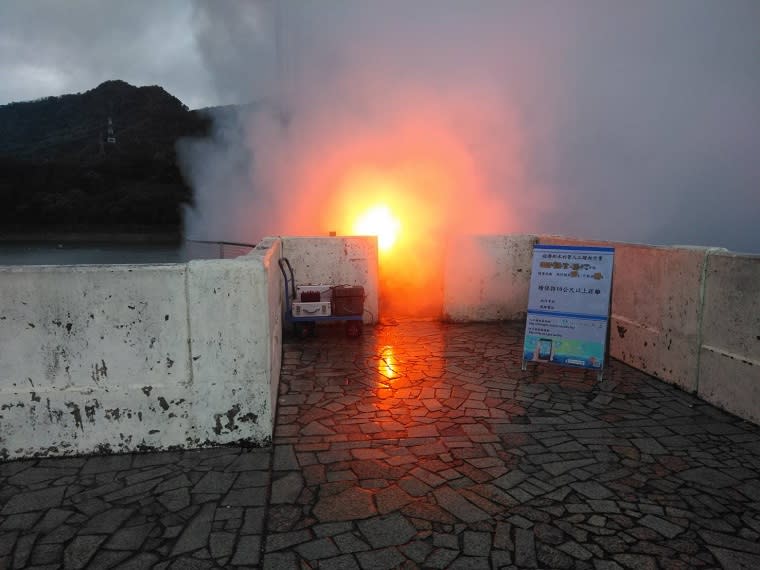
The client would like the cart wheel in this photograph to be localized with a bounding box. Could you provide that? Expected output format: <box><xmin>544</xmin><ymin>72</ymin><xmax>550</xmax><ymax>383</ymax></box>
<box><xmin>307</xmin><ymin>322</ymin><xmax>317</xmax><ymax>337</ymax></box>
<box><xmin>296</xmin><ymin>323</ymin><xmax>310</xmax><ymax>339</ymax></box>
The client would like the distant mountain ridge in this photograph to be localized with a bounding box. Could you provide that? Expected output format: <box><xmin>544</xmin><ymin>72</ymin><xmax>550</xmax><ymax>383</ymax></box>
<box><xmin>0</xmin><ymin>80</ymin><xmax>212</xmax><ymax>235</ymax></box>
<box><xmin>0</xmin><ymin>80</ymin><xmax>207</xmax><ymax>161</ymax></box>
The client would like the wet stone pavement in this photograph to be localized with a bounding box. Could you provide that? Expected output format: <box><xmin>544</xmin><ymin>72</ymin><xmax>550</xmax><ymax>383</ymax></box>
<box><xmin>2</xmin><ymin>322</ymin><xmax>760</xmax><ymax>569</ymax></box>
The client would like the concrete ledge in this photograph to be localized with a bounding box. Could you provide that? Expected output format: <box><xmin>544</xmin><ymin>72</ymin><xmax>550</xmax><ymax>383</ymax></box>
<box><xmin>0</xmin><ymin>240</ymin><xmax>283</xmax><ymax>459</ymax></box>
<box><xmin>698</xmin><ymin>252</ymin><xmax>760</xmax><ymax>422</ymax></box>
<box><xmin>443</xmin><ymin>234</ymin><xmax>537</xmax><ymax>322</ymax></box>
<box><xmin>538</xmin><ymin>236</ymin><xmax>708</xmax><ymax>392</ymax></box>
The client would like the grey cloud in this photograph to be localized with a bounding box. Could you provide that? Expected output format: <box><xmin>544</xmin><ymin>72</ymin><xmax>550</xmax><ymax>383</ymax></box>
<box><xmin>183</xmin><ymin>0</ymin><xmax>760</xmax><ymax>252</ymax></box>
<box><xmin>2</xmin><ymin>1</ymin><xmax>758</xmax><ymax>251</ymax></box>
<box><xmin>0</xmin><ymin>0</ymin><xmax>215</xmax><ymax>108</ymax></box>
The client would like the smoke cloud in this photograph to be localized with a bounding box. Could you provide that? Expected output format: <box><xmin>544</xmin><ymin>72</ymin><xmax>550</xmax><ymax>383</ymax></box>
<box><xmin>180</xmin><ymin>0</ymin><xmax>760</xmax><ymax>256</ymax></box>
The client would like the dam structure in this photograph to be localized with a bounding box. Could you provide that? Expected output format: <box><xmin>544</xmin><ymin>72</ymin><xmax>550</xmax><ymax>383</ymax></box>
<box><xmin>0</xmin><ymin>234</ymin><xmax>759</xmax><ymax>568</ymax></box>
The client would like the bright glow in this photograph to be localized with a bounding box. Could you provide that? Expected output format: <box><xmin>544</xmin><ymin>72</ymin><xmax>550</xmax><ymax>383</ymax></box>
<box><xmin>353</xmin><ymin>204</ymin><xmax>401</xmax><ymax>252</ymax></box>
<box><xmin>378</xmin><ymin>345</ymin><xmax>397</xmax><ymax>379</ymax></box>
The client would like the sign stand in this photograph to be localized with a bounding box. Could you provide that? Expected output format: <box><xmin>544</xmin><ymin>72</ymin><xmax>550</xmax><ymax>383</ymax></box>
<box><xmin>521</xmin><ymin>245</ymin><xmax>615</xmax><ymax>381</ymax></box>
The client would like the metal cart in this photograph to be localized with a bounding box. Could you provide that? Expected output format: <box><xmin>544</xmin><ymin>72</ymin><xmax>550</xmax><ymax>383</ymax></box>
<box><xmin>278</xmin><ymin>257</ymin><xmax>363</xmax><ymax>337</ymax></box>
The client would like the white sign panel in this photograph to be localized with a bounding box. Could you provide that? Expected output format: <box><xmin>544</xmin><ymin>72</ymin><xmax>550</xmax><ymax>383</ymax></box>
<box><xmin>522</xmin><ymin>245</ymin><xmax>614</xmax><ymax>370</ymax></box>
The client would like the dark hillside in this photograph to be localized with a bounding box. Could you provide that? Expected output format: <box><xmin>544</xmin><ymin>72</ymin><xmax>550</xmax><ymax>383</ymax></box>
<box><xmin>0</xmin><ymin>80</ymin><xmax>211</xmax><ymax>237</ymax></box>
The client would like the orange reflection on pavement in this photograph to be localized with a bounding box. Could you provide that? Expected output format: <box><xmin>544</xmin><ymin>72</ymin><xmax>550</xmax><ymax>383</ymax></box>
<box><xmin>378</xmin><ymin>345</ymin><xmax>399</xmax><ymax>380</ymax></box>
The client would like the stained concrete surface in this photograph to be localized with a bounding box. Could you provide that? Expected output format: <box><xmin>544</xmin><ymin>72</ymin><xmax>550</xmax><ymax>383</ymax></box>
<box><xmin>2</xmin><ymin>321</ymin><xmax>760</xmax><ymax>569</ymax></box>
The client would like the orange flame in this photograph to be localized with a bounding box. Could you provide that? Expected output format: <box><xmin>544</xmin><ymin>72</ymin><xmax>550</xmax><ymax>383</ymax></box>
<box><xmin>353</xmin><ymin>204</ymin><xmax>401</xmax><ymax>253</ymax></box>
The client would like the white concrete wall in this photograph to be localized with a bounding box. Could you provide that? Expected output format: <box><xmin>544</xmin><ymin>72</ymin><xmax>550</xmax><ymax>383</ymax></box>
<box><xmin>538</xmin><ymin>236</ymin><xmax>713</xmax><ymax>392</ymax></box>
<box><xmin>443</xmin><ymin>235</ymin><xmax>537</xmax><ymax>322</ymax></box>
<box><xmin>440</xmin><ymin>232</ymin><xmax>759</xmax><ymax>424</ymax></box>
<box><xmin>279</xmin><ymin>236</ymin><xmax>379</xmax><ymax>324</ymax></box>
<box><xmin>0</xmin><ymin>240</ymin><xmax>283</xmax><ymax>460</ymax></box>
<box><xmin>698</xmin><ymin>252</ymin><xmax>760</xmax><ymax>423</ymax></box>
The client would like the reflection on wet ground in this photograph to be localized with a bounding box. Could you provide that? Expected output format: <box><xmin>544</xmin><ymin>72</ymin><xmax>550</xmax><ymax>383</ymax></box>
<box><xmin>2</xmin><ymin>320</ymin><xmax>760</xmax><ymax>569</ymax></box>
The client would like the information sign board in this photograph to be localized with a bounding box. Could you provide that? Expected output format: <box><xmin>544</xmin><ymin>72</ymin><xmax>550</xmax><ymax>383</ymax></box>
<box><xmin>522</xmin><ymin>245</ymin><xmax>614</xmax><ymax>376</ymax></box>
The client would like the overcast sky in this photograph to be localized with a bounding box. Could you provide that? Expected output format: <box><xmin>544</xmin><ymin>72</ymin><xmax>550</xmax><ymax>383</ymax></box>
<box><xmin>2</xmin><ymin>1</ymin><xmax>759</xmax><ymax>252</ymax></box>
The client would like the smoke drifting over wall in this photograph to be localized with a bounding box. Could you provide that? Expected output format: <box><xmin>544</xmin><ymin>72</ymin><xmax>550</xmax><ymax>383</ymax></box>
<box><xmin>181</xmin><ymin>0</ymin><xmax>760</xmax><ymax>254</ymax></box>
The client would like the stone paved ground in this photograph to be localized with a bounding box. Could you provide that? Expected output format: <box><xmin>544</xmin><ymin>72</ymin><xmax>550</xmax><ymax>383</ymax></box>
<box><xmin>2</xmin><ymin>321</ymin><xmax>760</xmax><ymax>569</ymax></box>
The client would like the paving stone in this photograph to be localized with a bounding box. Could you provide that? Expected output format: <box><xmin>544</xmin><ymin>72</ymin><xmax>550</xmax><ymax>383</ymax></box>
<box><xmin>357</xmin><ymin>513</ymin><xmax>416</xmax><ymax>548</ymax></box>
<box><xmin>225</xmin><ymin>451</ymin><xmax>270</xmax><ymax>472</ymax></box>
<box><xmin>698</xmin><ymin>529</ymin><xmax>760</xmax><ymax>554</ymax></box>
<box><xmin>570</xmin><ymin>481</ymin><xmax>613</xmax><ymax>499</ymax></box>
<box><xmin>12</xmin><ymin>532</ymin><xmax>36</xmax><ymax>567</ymax></box>
<box><xmin>401</xmin><ymin>540</ymin><xmax>433</xmax><ymax>562</ymax></box>
<box><xmin>6</xmin><ymin>321</ymin><xmax>760</xmax><ymax>569</ymax></box>
<box><xmin>81</xmin><ymin>507</ymin><xmax>133</xmax><ymax>533</ymax></box>
<box><xmin>542</xmin><ymin>458</ymin><xmax>597</xmax><ymax>476</ymax></box>
<box><xmin>613</xmin><ymin>553</ymin><xmax>657</xmax><ymax>570</ymax></box>
<box><xmin>401</xmin><ymin>500</ymin><xmax>457</xmax><ymax>524</ymax></box>
<box><xmin>273</xmin><ymin>445</ymin><xmax>300</xmax><ymax>471</ymax></box>
<box><xmin>83</xmin><ymin>549</ymin><xmax>131</xmax><ymax>568</ymax></box>
<box><xmin>0</xmin><ymin>511</ymin><xmax>41</xmax><ymax>531</ymax></box>
<box><xmin>266</xmin><ymin>529</ymin><xmax>312</xmax><ymax>552</ymax></box>
<box><xmin>313</xmin><ymin>487</ymin><xmax>376</xmax><ymax>522</ymax></box>
<box><xmin>106</xmin><ymin>523</ymin><xmax>154</xmax><ymax>550</ymax></box>
<box><xmin>33</xmin><ymin>508</ymin><xmax>73</xmax><ymax>532</ymax></box>
<box><xmin>425</xmin><ymin>548</ymin><xmax>460</xmax><ymax>569</ymax></box>
<box><xmin>208</xmin><ymin>531</ymin><xmax>236</xmax><ymax>560</ymax></box>
<box><xmin>234</xmin><ymin>470</ymin><xmax>270</xmax><ymax>488</ymax></box>
<box><xmin>32</xmin><ymin>542</ymin><xmax>65</xmax><ymax>565</ymax></box>
<box><xmin>81</xmin><ymin>455</ymin><xmax>132</xmax><ymax>474</ymax></box>
<box><xmin>375</xmin><ymin>485</ymin><xmax>415</xmax><ymax>514</ymax></box>
<box><xmin>708</xmin><ymin>546</ymin><xmax>760</xmax><ymax>569</ymax></box>
<box><xmin>271</xmin><ymin>472</ymin><xmax>304</xmax><ymax>504</ymax></box>
<box><xmin>355</xmin><ymin>547</ymin><xmax>406</xmax><ymax>570</ymax></box>
<box><xmin>593</xmin><ymin>560</ymin><xmax>624</xmax><ymax>570</ymax></box>
<box><xmin>230</xmin><ymin>534</ymin><xmax>261</xmax><ymax>566</ymax></box>
<box><xmin>638</xmin><ymin>514</ymin><xmax>684</xmax><ymax>539</ymax></box>
<box><xmin>434</xmin><ymin>486</ymin><xmax>489</xmax><ymax>522</ymax></box>
<box><xmin>64</xmin><ymin>535</ymin><xmax>107</xmax><ymax>569</ymax></box>
<box><xmin>171</xmin><ymin>503</ymin><xmax>215</xmax><ymax>556</ymax></box>
<box><xmin>220</xmin><ymin>488</ymin><xmax>267</xmax><ymax>507</ymax></box>
<box><xmin>1</xmin><ymin>486</ymin><xmax>65</xmax><ymax>514</ymax></box>
<box><xmin>113</xmin><ymin>552</ymin><xmax>160</xmax><ymax>569</ymax></box>
<box><xmin>631</xmin><ymin>438</ymin><xmax>667</xmax><ymax>455</ymax></box>
<box><xmin>462</xmin><ymin>530</ymin><xmax>491</xmax><ymax>556</ymax></box>
<box><xmin>191</xmin><ymin>472</ymin><xmax>237</xmax><ymax>495</ymax></box>
<box><xmin>168</xmin><ymin>557</ymin><xmax>214</xmax><ymax>570</ymax></box>
<box><xmin>296</xmin><ymin>537</ymin><xmax>340</xmax><ymax>560</ymax></box>
<box><xmin>677</xmin><ymin>467</ymin><xmax>738</xmax><ymax>489</ymax></box>
<box><xmin>267</xmin><ymin>504</ymin><xmax>302</xmax><ymax>532</ymax></box>
<box><xmin>492</xmin><ymin>469</ymin><xmax>529</xmax><ymax>490</ymax></box>
<box><xmin>335</xmin><ymin>532</ymin><xmax>371</xmax><ymax>554</ymax></box>
<box><xmin>557</xmin><ymin>540</ymin><xmax>593</xmax><ymax>560</ymax></box>
<box><xmin>449</xmin><ymin>556</ymin><xmax>490</xmax><ymax>569</ymax></box>
<box><xmin>434</xmin><ymin>533</ymin><xmax>459</xmax><ymax>549</ymax></box>
<box><xmin>262</xmin><ymin>551</ymin><xmax>299</xmax><ymax>569</ymax></box>
<box><xmin>515</xmin><ymin>528</ymin><xmax>537</xmax><ymax>568</ymax></box>
<box><xmin>398</xmin><ymin>476</ymin><xmax>432</xmax><ymax>497</ymax></box>
<box><xmin>314</xmin><ymin>522</ymin><xmax>354</xmax><ymax>537</ymax></box>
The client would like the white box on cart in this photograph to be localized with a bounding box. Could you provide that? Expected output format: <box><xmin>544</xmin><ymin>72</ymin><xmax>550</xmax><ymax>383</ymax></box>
<box><xmin>292</xmin><ymin>301</ymin><xmax>332</xmax><ymax>317</ymax></box>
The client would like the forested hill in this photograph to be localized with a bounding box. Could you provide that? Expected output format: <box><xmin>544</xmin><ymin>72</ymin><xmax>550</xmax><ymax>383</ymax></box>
<box><xmin>0</xmin><ymin>80</ymin><xmax>211</xmax><ymax>235</ymax></box>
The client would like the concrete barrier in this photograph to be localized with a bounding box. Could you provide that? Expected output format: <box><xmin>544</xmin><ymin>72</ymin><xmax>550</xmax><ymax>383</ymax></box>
<box><xmin>443</xmin><ymin>235</ymin><xmax>537</xmax><ymax>322</ymax></box>
<box><xmin>698</xmin><ymin>252</ymin><xmax>760</xmax><ymax>423</ymax></box>
<box><xmin>538</xmin><ymin>236</ymin><xmax>711</xmax><ymax>392</ymax></box>
<box><xmin>279</xmin><ymin>236</ymin><xmax>379</xmax><ymax>324</ymax></box>
<box><xmin>0</xmin><ymin>240</ymin><xmax>282</xmax><ymax>459</ymax></box>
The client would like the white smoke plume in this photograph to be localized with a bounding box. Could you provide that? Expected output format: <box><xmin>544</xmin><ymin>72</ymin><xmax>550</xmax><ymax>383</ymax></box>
<box><xmin>180</xmin><ymin>0</ymin><xmax>760</xmax><ymax>253</ymax></box>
